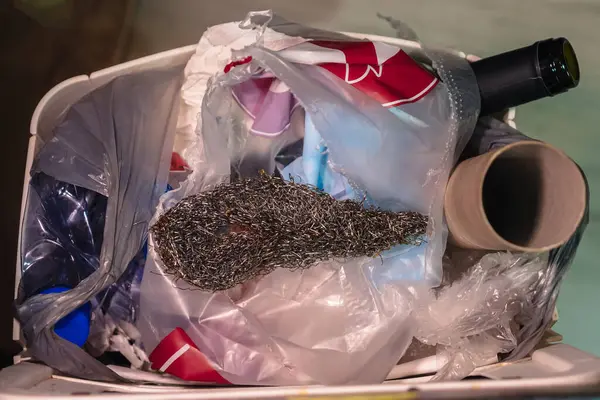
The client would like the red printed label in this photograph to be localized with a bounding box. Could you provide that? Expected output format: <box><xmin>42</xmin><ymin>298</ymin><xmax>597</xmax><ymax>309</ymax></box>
<box><xmin>149</xmin><ymin>328</ymin><xmax>230</xmax><ymax>384</ymax></box>
<box><xmin>312</xmin><ymin>40</ymin><xmax>438</xmax><ymax>107</ymax></box>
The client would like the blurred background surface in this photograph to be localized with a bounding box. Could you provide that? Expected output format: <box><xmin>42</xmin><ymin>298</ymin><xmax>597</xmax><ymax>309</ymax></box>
<box><xmin>1</xmin><ymin>0</ymin><xmax>598</xmax><ymax>366</ymax></box>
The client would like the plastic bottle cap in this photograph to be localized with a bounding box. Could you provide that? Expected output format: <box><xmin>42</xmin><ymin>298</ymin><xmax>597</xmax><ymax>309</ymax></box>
<box><xmin>40</xmin><ymin>286</ymin><xmax>91</xmax><ymax>347</ymax></box>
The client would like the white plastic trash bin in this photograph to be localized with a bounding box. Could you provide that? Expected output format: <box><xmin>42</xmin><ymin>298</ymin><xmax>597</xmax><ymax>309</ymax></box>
<box><xmin>4</xmin><ymin>33</ymin><xmax>600</xmax><ymax>400</ymax></box>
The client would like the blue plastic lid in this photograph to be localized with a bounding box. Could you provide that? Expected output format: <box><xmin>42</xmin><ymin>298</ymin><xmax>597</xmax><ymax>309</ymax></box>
<box><xmin>40</xmin><ymin>286</ymin><xmax>91</xmax><ymax>347</ymax></box>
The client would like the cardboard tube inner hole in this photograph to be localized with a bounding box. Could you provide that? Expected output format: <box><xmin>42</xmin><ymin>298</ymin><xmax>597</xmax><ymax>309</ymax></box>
<box><xmin>482</xmin><ymin>143</ymin><xmax>583</xmax><ymax>250</ymax></box>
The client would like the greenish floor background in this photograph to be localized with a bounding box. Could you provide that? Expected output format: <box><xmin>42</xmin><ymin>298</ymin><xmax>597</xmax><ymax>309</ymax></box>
<box><xmin>130</xmin><ymin>0</ymin><xmax>599</xmax><ymax>355</ymax></box>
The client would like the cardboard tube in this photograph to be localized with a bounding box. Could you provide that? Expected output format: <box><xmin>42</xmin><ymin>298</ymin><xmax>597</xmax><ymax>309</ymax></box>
<box><xmin>445</xmin><ymin>141</ymin><xmax>586</xmax><ymax>252</ymax></box>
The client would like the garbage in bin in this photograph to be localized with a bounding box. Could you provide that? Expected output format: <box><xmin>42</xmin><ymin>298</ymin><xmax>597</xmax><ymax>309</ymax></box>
<box><xmin>14</xmin><ymin>10</ymin><xmax>589</xmax><ymax>387</ymax></box>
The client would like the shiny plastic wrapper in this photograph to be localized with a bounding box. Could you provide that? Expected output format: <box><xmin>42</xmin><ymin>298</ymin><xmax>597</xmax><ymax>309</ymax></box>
<box><xmin>138</xmin><ymin>12</ymin><xmax>480</xmax><ymax>385</ymax></box>
<box><xmin>16</xmin><ymin>66</ymin><xmax>183</xmax><ymax>381</ymax></box>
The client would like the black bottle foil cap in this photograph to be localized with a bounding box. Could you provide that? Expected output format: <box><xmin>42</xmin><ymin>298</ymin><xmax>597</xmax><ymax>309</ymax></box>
<box><xmin>471</xmin><ymin>38</ymin><xmax>580</xmax><ymax>116</ymax></box>
<box><xmin>538</xmin><ymin>38</ymin><xmax>580</xmax><ymax>95</ymax></box>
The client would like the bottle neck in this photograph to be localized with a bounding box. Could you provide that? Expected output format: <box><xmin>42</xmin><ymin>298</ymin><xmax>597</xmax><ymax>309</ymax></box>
<box><xmin>470</xmin><ymin>37</ymin><xmax>579</xmax><ymax>116</ymax></box>
<box><xmin>537</xmin><ymin>38</ymin><xmax>579</xmax><ymax>96</ymax></box>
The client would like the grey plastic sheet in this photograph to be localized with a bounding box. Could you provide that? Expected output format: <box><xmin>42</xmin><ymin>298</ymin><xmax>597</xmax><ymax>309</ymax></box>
<box><xmin>16</xmin><ymin>66</ymin><xmax>183</xmax><ymax>381</ymax></box>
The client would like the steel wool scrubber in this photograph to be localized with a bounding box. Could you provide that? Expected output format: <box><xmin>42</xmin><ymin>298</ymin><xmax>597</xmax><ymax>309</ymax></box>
<box><xmin>151</xmin><ymin>173</ymin><xmax>427</xmax><ymax>291</ymax></box>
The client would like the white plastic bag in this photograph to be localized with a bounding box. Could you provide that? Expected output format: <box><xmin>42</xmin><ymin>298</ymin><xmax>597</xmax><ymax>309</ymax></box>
<box><xmin>138</xmin><ymin>12</ymin><xmax>480</xmax><ymax>385</ymax></box>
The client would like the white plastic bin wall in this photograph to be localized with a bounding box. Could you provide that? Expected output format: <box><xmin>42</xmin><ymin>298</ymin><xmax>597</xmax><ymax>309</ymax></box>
<box><xmin>4</xmin><ymin>33</ymin><xmax>600</xmax><ymax>399</ymax></box>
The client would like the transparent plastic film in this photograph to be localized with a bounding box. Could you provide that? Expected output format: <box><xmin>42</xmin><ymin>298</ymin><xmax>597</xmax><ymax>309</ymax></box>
<box><xmin>413</xmin><ymin>252</ymin><xmax>548</xmax><ymax>381</ymax></box>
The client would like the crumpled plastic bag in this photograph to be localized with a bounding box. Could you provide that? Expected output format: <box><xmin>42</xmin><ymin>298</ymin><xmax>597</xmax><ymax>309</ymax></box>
<box><xmin>138</xmin><ymin>11</ymin><xmax>480</xmax><ymax>385</ymax></box>
<box><xmin>415</xmin><ymin>252</ymin><xmax>547</xmax><ymax>381</ymax></box>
